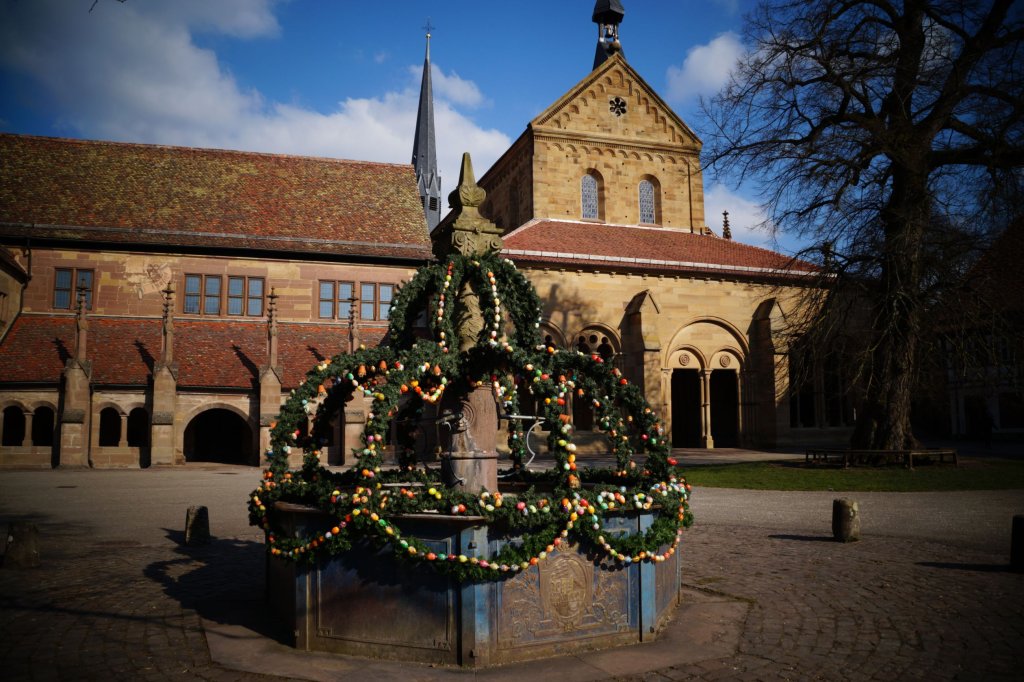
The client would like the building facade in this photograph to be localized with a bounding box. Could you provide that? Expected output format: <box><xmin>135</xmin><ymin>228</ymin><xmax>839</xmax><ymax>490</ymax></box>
<box><xmin>0</xmin><ymin>4</ymin><xmax>857</xmax><ymax>469</ymax></box>
<box><xmin>475</xmin><ymin>29</ymin><xmax>851</xmax><ymax>449</ymax></box>
<box><xmin>0</xmin><ymin>134</ymin><xmax>431</xmax><ymax>468</ymax></box>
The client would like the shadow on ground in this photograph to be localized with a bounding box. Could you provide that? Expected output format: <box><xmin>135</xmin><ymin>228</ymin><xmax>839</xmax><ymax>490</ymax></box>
<box><xmin>144</xmin><ymin>530</ymin><xmax>289</xmax><ymax>644</ymax></box>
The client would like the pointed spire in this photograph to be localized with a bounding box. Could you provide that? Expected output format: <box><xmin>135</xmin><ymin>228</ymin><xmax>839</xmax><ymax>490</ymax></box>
<box><xmin>722</xmin><ymin>210</ymin><xmax>732</xmax><ymax>240</ymax></box>
<box><xmin>412</xmin><ymin>21</ymin><xmax>442</xmax><ymax>231</ymax></box>
<box><xmin>592</xmin><ymin>0</ymin><xmax>625</xmax><ymax>69</ymax></box>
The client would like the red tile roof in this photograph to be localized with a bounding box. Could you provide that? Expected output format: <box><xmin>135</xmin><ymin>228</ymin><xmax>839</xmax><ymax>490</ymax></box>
<box><xmin>0</xmin><ymin>315</ymin><xmax>385</xmax><ymax>389</ymax></box>
<box><xmin>501</xmin><ymin>219</ymin><xmax>816</xmax><ymax>279</ymax></box>
<box><xmin>0</xmin><ymin>134</ymin><xmax>431</xmax><ymax>260</ymax></box>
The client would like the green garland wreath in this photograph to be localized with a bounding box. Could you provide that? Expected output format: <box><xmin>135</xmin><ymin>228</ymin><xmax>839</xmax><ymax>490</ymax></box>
<box><xmin>248</xmin><ymin>251</ymin><xmax>694</xmax><ymax>582</ymax></box>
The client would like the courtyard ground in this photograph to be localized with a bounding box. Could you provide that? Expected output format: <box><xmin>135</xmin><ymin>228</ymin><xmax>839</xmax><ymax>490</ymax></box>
<box><xmin>0</xmin><ymin>449</ymin><xmax>1021</xmax><ymax>680</ymax></box>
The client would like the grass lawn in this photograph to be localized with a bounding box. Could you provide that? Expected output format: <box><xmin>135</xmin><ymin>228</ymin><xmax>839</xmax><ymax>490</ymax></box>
<box><xmin>683</xmin><ymin>458</ymin><xmax>1024</xmax><ymax>492</ymax></box>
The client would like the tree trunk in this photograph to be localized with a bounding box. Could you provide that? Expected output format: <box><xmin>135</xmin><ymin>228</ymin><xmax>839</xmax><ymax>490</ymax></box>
<box><xmin>851</xmin><ymin>163</ymin><xmax>928</xmax><ymax>450</ymax></box>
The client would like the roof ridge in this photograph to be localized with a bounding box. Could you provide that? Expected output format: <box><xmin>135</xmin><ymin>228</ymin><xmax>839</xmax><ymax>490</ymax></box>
<box><xmin>0</xmin><ymin>132</ymin><xmax>414</xmax><ymax>169</ymax></box>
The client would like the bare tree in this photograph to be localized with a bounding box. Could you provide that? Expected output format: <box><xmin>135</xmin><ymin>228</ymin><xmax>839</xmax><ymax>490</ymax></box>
<box><xmin>704</xmin><ymin>0</ymin><xmax>1023</xmax><ymax>448</ymax></box>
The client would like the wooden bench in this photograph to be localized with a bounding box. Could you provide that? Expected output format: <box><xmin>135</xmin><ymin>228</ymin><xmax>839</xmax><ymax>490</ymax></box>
<box><xmin>805</xmin><ymin>448</ymin><xmax>958</xmax><ymax>469</ymax></box>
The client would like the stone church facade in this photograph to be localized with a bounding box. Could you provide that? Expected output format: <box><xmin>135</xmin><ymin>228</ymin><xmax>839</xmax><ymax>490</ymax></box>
<box><xmin>478</xmin><ymin>53</ymin><xmax>851</xmax><ymax>450</ymax></box>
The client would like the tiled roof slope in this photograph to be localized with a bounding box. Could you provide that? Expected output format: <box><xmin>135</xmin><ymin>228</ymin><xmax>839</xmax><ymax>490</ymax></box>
<box><xmin>0</xmin><ymin>134</ymin><xmax>431</xmax><ymax>260</ymax></box>
<box><xmin>502</xmin><ymin>219</ymin><xmax>816</xmax><ymax>278</ymax></box>
<box><xmin>0</xmin><ymin>316</ymin><xmax>384</xmax><ymax>389</ymax></box>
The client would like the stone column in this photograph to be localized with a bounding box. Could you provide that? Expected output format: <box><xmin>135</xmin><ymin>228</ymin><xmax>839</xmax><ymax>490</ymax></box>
<box><xmin>59</xmin><ymin>287</ymin><xmax>92</xmax><ymax>467</ymax></box>
<box><xmin>151</xmin><ymin>286</ymin><xmax>178</xmax><ymax>465</ymax></box>
<box><xmin>440</xmin><ymin>386</ymin><xmax>499</xmax><ymax>493</ymax></box>
<box><xmin>701</xmin><ymin>369</ymin><xmax>714</xmax><ymax>449</ymax></box>
<box><xmin>660</xmin><ymin>368</ymin><xmax>672</xmax><ymax>442</ymax></box>
<box><xmin>259</xmin><ymin>289</ymin><xmax>286</xmax><ymax>466</ymax></box>
<box><xmin>118</xmin><ymin>413</ymin><xmax>128</xmax><ymax>448</ymax></box>
<box><xmin>22</xmin><ymin>410</ymin><xmax>33</xmax><ymax>447</ymax></box>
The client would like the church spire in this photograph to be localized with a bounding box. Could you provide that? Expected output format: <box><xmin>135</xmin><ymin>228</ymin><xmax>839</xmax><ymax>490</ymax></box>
<box><xmin>412</xmin><ymin>23</ymin><xmax>442</xmax><ymax>231</ymax></box>
<box><xmin>592</xmin><ymin>0</ymin><xmax>625</xmax><ymax>69</ymax></box>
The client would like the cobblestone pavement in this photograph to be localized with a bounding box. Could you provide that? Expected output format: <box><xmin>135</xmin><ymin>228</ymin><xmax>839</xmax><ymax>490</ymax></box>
<box><xmin>1</xmin><ymin>468</ymin><xmax>1022</xmax><ymax>681</ymax></box>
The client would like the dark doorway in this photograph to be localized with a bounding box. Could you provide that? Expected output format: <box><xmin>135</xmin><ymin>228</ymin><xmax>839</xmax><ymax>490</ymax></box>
<box><xmin>711</xmin><ymin>370</ymin><xmax>739</xmax><ymax>447</ymax></box>
<box><xmin>671</xmin><ymin>369</ymin><xmax>701</xmax><ymax>447</ymax></box>
<box><xmin>31</xmin><ymin>407</ymin><xmax>55</xmax><ymax>446</ymax></box>
<box><xmin>2</xmin><ymin>406</ymin><xmax>25</xmax><ymax>446</ymax></box>
<box><xmin>98</xmin><ymin>408</ymin><xmax>121</xmax><ymax>447</ymax></box>
<box><xmin>183</xmin><ymin>409</ymin><xmax>253</xmax><ymax>465</ymax></box>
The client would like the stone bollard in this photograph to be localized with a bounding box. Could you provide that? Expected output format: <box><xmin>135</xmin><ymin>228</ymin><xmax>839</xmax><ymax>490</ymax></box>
<box><xmin>185</xmin><ymin>505</ymin><xmax>210</xmax><ymax>546</ymax></box>
<box><xmin>1012</xmin><ymin>515</ymin><xmax>1024</xmax><ymax>572</ymax></box>
<box><xmin>832</xmin><ymin>498</ymin><xmax>860</xmax><ymax>542</ymax></box>
<box><xmin>4</xmin><ymin>522</ymin><xmax>41</xmax><ymax>568</ymax></box>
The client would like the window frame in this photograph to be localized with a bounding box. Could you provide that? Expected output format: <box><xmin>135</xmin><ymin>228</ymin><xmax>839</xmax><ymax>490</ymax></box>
<box><xmin>581</xmin><ymin>174</ymin><xmax>600</xmax><ymax>220</ymax></box>
<box><xmin>318</xmin><ymin>280</ymin><xmax>356</xmax><ymax>320</ymax></box>
<box><xmin>227</xmin><ymin>276</ymin><xmax>265</xmax><ymax>317</ymax></box>
<box><xmin>53</xmin><ymin>267</ymin><xmax>95</xmax><ymax>310</ymax></box>
<box><xmin>639</xmin><ymin>179</ymin><xmax>656</xmax><ymax>224</ymax></box>
<box><xmin>185</xmin><ymin>274</ymin><xmax>265</xmax><ymax>317</ymax></box>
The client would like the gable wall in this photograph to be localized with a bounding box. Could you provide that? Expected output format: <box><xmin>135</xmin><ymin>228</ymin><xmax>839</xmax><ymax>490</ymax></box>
<box><xmin>530</xmin><ymin>134</ymin><xmax>704</xmax><ymax>229</ymax></box>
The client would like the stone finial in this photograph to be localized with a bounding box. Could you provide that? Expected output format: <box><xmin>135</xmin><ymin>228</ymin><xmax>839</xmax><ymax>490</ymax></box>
<box><xmin>434</xmin><ymin>152</ymin><xmax>503</xmax><ymax>258</ymax></box>
<box><xmin>73</xmin><ymin>285</ymin><xmax>89</xmax><ymax>362</ymax></box>
<box><xmin>267</xmin><ymin>288</ymin><xmax>279</xmax><ymax>368</ymax></box>
<box><xmin>347</xmin><ymin>290</ymin><xmax>359</xmax><ymax>352</ymax></box>
<box><xmin>161</xmin><ymin>284</ymin><xmax>175</xmax><ymax>365</ymax></box>
<box><xmin>722</xmin><ymin>210</ymin><xmax>732</xmax><ymax>240</ymax></box>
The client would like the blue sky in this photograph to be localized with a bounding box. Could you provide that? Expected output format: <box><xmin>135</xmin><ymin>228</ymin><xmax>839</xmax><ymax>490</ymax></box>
<box><xmin>0</xmin><ymin>0</ymin><xmax>798</xmax><ymax>251</ymax></box>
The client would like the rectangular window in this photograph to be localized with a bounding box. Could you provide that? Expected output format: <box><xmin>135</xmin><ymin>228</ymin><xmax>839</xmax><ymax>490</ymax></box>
<box><xmin>337</xmin><ymin>281</ymin><xmax>353</xmax><ymax>320</ymax></box>
<box><xmin>319</xmin><ymin>281</ymin><xmax>335</xmax><ymax>319</ymax></box>
<box><xmin>184</xmin><ymin>274</ymin><xmax>262</xmax><ymax>317</ymax></box>
<box><xmin>317</xmin><ymin>280</ymin><xmax>388</xmax><ymax>320</ymax></box>
<box><xmin>379</xmin><ymin>284</ymin><xmax>393</xmax><ymax>321</ymax></box>
<box><xmin>184</xmin><ymin>274</ymin><xmax>202</xmax><ymax>314</ymax></box>
<box><xmin>203</xmin><ymin>276</ymin><xmax>221</xmax><ymax>315</ymax></box>
<box><xmin>360</xmin><ymin>283</ymin><xmax>376</xmax><ymax>321</ymax></box>
<box><xmin>53</xmin><ymin>268</ymin><xmax>94</xmax><ymax>310</ymax></box>
<box><xmin>227</xmin><ymin>276</ymin><xmax>245</xmax><ymax>316</ymax></box>
<box><xmin>226</xmin><ymin>276</ymin><xmax>264</xmax><ymax>316</ymax></box>
<box><xmin>247</xmin><ymin>277</ymin><xmax>264</xmax><ymax>316</ymax></box>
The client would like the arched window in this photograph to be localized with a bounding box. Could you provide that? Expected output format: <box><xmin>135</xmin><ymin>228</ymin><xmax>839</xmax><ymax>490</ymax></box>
<box><xmin>127</xmin><ymin>408</ymin><xmax>149</xmax><ymax>447</ymax></box>
<box><xmin>639</xmin><ymin>179</ymin><xmax>656</xmax><ymax>224</ymax></box>
<box><xmin>581</xmin><ymin>173</ymin><xmax>601</xmax><ymax>220</ymax></box>
<box><xmin>577</xmin><ymin>332</ymin><xmax>616</xmax><ymax>362</ymax></box>
<box><xmin>32</xmin><ymin>406</ymin><xmax>55</xmax><ymax>447</ymax></box>
<box><xmin>99</xmin><ymin>407</ymin><xmax>121</xmax><ymax>447</ymax></box>
<box><xmin>2</xmin><ymin>406</ymin><xmax>25</xmax><ymax>446</ymax></box>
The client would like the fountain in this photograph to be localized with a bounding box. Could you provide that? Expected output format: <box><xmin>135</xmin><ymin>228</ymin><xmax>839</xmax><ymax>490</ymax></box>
<box><xmin>251</xmin><ymin>153</ymin><xmax>693</xmax><ymax>667</ymax></box>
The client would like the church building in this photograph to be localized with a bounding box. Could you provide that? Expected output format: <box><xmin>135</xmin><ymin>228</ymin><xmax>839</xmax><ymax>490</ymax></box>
<box><xmin>480</xmin><ymin>2</ymin><xmax>846</xmax><ymax>450</ymax></box>
<box><xmin>0</xmin><ymin>2</ymin><xmax>851</xmax><ymax>470</ymax></box>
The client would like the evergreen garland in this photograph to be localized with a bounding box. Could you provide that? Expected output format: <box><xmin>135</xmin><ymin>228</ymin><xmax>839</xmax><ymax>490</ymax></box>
<box><xmin>249</xmin><ymin>251</ymin><xmax>693</xmax><ymax>582</ymax></box>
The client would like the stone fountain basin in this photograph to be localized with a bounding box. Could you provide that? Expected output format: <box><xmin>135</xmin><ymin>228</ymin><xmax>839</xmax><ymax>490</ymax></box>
<box><xmin>267</xmin><ymin>493</ymin><xmax>681</xmax><ymax>667</ymax></box>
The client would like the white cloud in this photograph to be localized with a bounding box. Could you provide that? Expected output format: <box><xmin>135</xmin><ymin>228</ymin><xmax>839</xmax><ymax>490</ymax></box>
<box><xmin>665</xmin><ymin>32</ymin><xmax>745</xmax><ymax>103</ymax></box>
<box><xmin>0</xmin><ymin>0</ymin><xmax>508</xmax><ymax>209</ymax></box>
<box><xmin>703</xmin><ymin>183</ymin><xmax>775</xmax><ymax>249</ymax></box>
<box><xmin>407</xmin><ymin>64</ymin><xmax>487</xmax><ymax>109</ymax></box>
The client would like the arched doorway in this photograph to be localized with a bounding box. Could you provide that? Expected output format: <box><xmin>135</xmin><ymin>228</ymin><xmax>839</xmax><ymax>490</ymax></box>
<box><xmin>671</xmin><ymin>370</ymin><xmax>701</xmax><ymax>447</ymax></box>
<box><xmin>183</xmin><ymin>408</ymin><xmax>253</xmax><ymax>465</ymax></box>
<box><xmin>2</xmin><ymin>406</ymin><xmax>25</xmax><ymax>446</ymax></box>
<box><xmin>710</xmin><ymin>370</ymin><xmax>739</xmax><ymax>447</ymax></box>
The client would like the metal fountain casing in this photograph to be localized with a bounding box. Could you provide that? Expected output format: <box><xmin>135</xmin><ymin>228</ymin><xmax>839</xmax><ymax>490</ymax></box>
<box><xmin>268</xmin><ymin>501</ymin><xmax>680</xmax><ymax>667</ymax></box>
